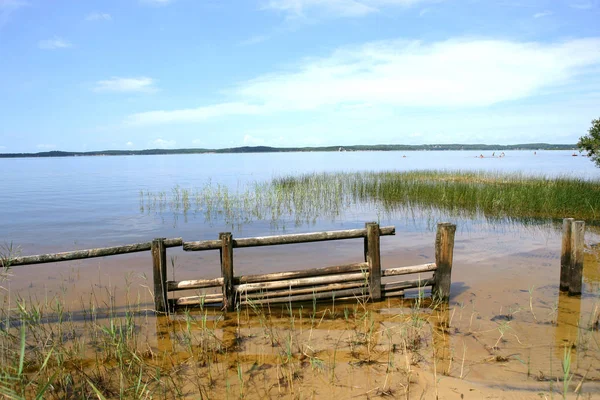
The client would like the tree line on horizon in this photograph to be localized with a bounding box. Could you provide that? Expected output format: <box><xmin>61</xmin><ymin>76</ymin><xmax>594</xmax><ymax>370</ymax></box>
<box><xmin>0</xmin><ymin>143</ymin><xmax>577</xmax><ymax>158</ymax></box>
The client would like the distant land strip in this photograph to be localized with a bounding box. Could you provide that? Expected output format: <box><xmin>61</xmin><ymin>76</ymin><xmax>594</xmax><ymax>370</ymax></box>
<box><xmin>0</xmin><ymin>143</ymin><xmax>577</xmax><ymax>158</ymax></box>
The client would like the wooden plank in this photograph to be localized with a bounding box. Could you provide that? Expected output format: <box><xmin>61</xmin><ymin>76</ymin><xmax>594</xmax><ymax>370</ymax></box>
<box><xmin>382</xmin><ymin>263</ymin><xmax>437</xmax><ymax>277</ymax></box>
<box><xmin>236</xmin><ymin>262</ymin><xmax>367</xmax><ymax>284</ymax></box>
<box><xmin>9</xmin><ymin>238</ymin><xmax>183</xmax><ymax>266</ymax></box>
<box><xmin>240</xmin><ymin>281</ymin><xmax>366</xmax><ymax>301</ymax></box>
<box><xmin>384</xmin><ymin>277</ymin><xmax>434</xmax><ymax>292</ymax></box>
<box><xmin>432</xmin><ymin>223</ymin><xmax>456</xmax><ymax>301</ymax></box>
<box><xmin>366</xmin><ymin>222</ymin><xmax>382</xmax><ymax>301</ymax></box>
<box><xmin>240</xmin><ymin>287</ymin><xmax>367</xmax><ymax>306</ymax></box>
<box><xmin>183</xmin><ymin>226</ymin><xmax>395</xmax><ymax>251</ymax></box>
<box><xmin>152</xmin><ymin>238</ymin><xmax>168</xmax><ymax>314</ymax></box>
<box><xmin>235</xmin><ymin>272</ymin><xmax>368</xmax><ymax>293</ymax></box>
<box><xmin>569</xmin><ymin>220</ymin><xmax>585</xmax><ymax>296</ymax></box>
<box><xmin>382</xmin><ymin>290</ymin><xmax>405</xmax><ymax>298</ymax></box>
<box><xmin>560</xmin><ymin>218</ymin><xmax>574</xmax><ymax>292</ymax></box>
<box><xmin>170</xmin><ymin>294</ymin><xmax>223</xmax><ymax>307</ymax></box>
<box><xmin>220</xmin><ymin>232</ymin><xmax>235</xmax><ymax>312</ymax></box>
<box><xmin>167</xmin><ymin>277</ymin><xmax>224</xmax><ymax>292</ymax></box>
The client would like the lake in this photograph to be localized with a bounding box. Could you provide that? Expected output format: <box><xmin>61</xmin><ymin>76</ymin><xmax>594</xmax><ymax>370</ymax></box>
<box><xmin>2</xmin><ymin>149</ymin><xmax>600</xmax><ymax>397</ymax></box>
<box><xmin>1</xmin><ymin>149</ymin><xmax>596</xmax><ymax>251</ymax></box>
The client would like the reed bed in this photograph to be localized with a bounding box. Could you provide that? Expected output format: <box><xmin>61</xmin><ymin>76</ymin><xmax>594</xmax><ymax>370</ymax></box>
<box><xmin>140</xmin><ymin>171</ymin><xmax>600</xmax><ymax>228</ymax></box>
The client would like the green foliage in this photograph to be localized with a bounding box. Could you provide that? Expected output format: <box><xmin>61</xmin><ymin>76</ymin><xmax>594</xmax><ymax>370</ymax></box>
<box><xmin>578</xmin><ymin>118</ymin><xmax>600</xmax><ymax>167</ymax></box>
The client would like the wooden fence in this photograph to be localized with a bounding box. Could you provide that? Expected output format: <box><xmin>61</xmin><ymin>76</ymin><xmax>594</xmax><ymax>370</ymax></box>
<box><xmin>154</xmin><ymin>222</ymin><xmax>457</xmax><ymax>313</ymax></box>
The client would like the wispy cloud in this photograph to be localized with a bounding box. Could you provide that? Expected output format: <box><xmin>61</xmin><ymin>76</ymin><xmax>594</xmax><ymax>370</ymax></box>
<box><xmin>150</xmin><ymin>138</ymin><xmax>176</xmax><ymax>148</ymax></box>
<box><xmin>264</xmin><ymin>0</ymin><xmax>439</xmax><ymax>18</ymax></box>
<box><xmin>86</xmin><ymin>12</ymin><xmax>112</xmax><ymax>21</ymax></box>
<box><xmin>126</xmin><ymin>37</ymin><xmax>600</xmax><ymax>126</ymax></box>
<box><xmin>36</xmin><ymin>144</ymin><xmax>56</xmax><ymax>150</ymax></box>
<box><xmin>0</xmin><ymin>0</ymin><xmax>27</xmax><ymax>29</ymax></box>
<box><xmin>570</xmin><ymin>1</ymin><xmax>593</xmax><ymax>9</ymax></box>
<box><xmin>93</xmin><ymin>77</ymin><xmax>157</xmax><ymax>93</ymax></box>
<box><xmin>533</xmin><ymin>10</ymin><xmax>552</xmax><ymax>18</ymax></box>
<box><xmin>125</xmin><ymin>141</ymin><xmax>134</xmax><ymax>147</ymax></box>
<box><xmin>243</xmin><ymin>134</ymin><xmax>266</xmax><ymax>145</ymax></box>
<box><xmin>191</xmin><ymin>139</ymin><xmax>203</xmax><ymax>145</ymax></box>
<box><xmin>38</xmin><ymin>37</ymin><xmax>72</xmax><ymax>50</ymax></box>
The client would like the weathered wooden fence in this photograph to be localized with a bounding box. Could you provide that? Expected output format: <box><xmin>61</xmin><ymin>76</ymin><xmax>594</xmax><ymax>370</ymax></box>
<box><xmin>560</xmin><ymin>218</ymin><xmax>586</xmax><ymax>296</ymax></box>
<box><xmin>154</xmin><ymin>222</ymin><xmax>457</xmax><ymax>313</ymax></box>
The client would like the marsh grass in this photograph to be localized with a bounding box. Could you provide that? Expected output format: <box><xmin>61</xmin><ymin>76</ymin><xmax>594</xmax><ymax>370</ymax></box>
<box><xmin>140</xmin><ymin>171</ymin><xmax>600</xmax><ymax>229</ymax></box>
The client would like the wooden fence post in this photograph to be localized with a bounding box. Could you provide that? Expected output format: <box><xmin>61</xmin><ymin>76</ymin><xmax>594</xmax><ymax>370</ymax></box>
<box><xmin>366</xmin><ymin>222</ymin><xmax>381</xmax><ymax>301</ymax></box>
<box><xmin>220</xmin><ymin>232</ymin><xmax>235</xmax><ymax>311</ymax></box>
<box><xmin>569</xmin><ymin>220</ymin><xmax>585</xmax><ymax>296</ymax></box>
<box><xmin>560</xmin><ymin>218</ymin><xmax>574</xmax><ymax>292</ymax></box>
<box><xmin>152</xmin><ymin>238</ymin><xmax>168</xmax><ymax>313</ymax></box>
<box><xmin>433</xmin><ymin>223</ymin><xmax>456</xmax><ymax>301</ymax></box>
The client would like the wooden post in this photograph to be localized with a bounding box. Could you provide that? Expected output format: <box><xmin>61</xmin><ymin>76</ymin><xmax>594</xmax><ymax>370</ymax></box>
<box><xmin>220</xmin><ymin>232</ymin><xmax>235</xmax><ymax>311</ymax></box>
<box><xmin>568</xmin><ymin>220</ymin><xmax>585</xmax><ymax>296</ymax></box>
<box><xmin>433</xmin><ymin>223</ymin><xmax>456</xmax><ymax>301</ymax></box>
<box><xmin>560</xmin><ymin>218</ymin><xmax>574</xmax><ymax>292</ymax></box>
<box><xmin>152</xmin><ymin>238</ymin><xmax>168</xmax><ymax>313</ymax></box>
<box><xmin>366</xmin><ymin>222</ymin><xmax>381</xmax><ymax>301</ymax></box>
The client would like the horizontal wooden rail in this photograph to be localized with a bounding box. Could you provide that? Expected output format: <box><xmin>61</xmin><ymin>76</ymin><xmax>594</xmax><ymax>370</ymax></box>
<box><xmin>167</xmin><ymin>277</ymin><xmax>224</xmax><ymax>292</ymax></box>
<box><xmin>235</xmin><ymin>272</ymin><xmax>368</xmax><ymax>293</ymax></box>
<box><xmin>382</xmin><ymin>263</ymin><xmax>437</xmax><ymax>277</ymax></box>
<box><xmin>169</xmin><ymin>294</ymin><xmax>223</xmax><ymax>307</ymax></box>
<box><xmin>384</xmin><ymin>277</ymin><xmax>434</xmax><ymax>293</ymax></box>
<box><xmin>9</xmin><ymin>238</ymin><xmax>183</xmax><ymax>266</ymax></box>
<box><xmin>236</xmin><ymin>262</ymin><xmax>367</xmax><ymax>284</ymax></box>
<box><xmin>182</xmin><ymin>226</ymin><xmax>395</xmax><ymax>252</ymax></box>
<box><xmin>240</xmin><ymin>287</ymin><xmax>367</xmax><ymax>306</ymax></box>
<box><xmin>240</xmin><ymin>281</ymin><xmax>366</xmax><ymax>301</ymax></box>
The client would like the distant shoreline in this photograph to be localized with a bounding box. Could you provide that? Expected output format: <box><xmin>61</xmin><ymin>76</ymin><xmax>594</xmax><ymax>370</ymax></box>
<box><xmin>0</xmin><ymin>143</ymin><xmax>577</xmax><ymax>159</ymax></box>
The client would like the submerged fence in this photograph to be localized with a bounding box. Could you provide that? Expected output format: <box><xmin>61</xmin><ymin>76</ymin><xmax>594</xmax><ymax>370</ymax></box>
<box><xmin>4</xmin><ymin>217</ymin><xmax>588</xmax><ymax>313</ymax></box>
<box><xmin>154</xmin><ymin>222</ymin><xmax>456</xmax><ymax>313</ymax></box>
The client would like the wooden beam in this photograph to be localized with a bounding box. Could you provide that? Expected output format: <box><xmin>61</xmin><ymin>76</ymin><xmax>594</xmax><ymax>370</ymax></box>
<box><xmin>384</xmin><ymin>277</ymin><xmax>434</xmax><ymax>292</ymax></box>
<box><xmin>560</xmin><ymin>218</ymin><xmax>574</xmax><ymax>292</ymax></box>
<box><xmin>366</xmin><ymin>222</ymin><xmax>382</xmax><ymax>301</ymax></box>
<box><xmin>235</xmin><ymin>272</ymin><xmax>368</xmax><ymax>293</ymax></box>
<box><xmin>183</xmin><ymin>226</ymin><xmax>395</xmax><ymax>251</ymax></box>
<box><xmin>167</xmin><ymin>277</ymin><xmax>224</xmax><ymax>292</ymax></box>
<box><xmin>569</xmin><ymin>220</ymin><xmax>585</xmax><ymax>296</ymax></box>
<box><xmin>240</xmin><ymin>281</ymin><xmax>366</xmax><ymax>301</ymax></box>
<box><xmin>382</xmin><ymin>263</ymin><xmax>437</xmax><ymax>277</ymax></box>
<box><xmin>240</xmin><ymin>287</ymin><xmax>367</xmax><ymax>306</ymax></box>
<box><xmin>170</xmin><ymin>294</ymin><xmax>223</xmax><ymax>307</ymax></box>
<box><xmin>236</xmin><ymin>262</ymin><xmax>367</xmax><ymax>284</ymax></box>
<box><xmin>220</xmin><ymin>232</ymin><xmax>235</xmax><ymax>312</ymax></box>
<box><xmin>432</xmin><ymin>223</ymin><xmax>456</xmax><ymax>301</ymax></box>
<box><xmin>9</xmin><ymin>238</ymin><xmax>183</xmax><ymax>266</ymax></box>
<box><xmin>152</xmin><ymin>238</ymin><xmax>168</xmax><ymax>314</ymax></box>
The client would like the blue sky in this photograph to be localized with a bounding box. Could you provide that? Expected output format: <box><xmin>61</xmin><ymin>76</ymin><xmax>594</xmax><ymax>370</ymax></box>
<box><xmin>0</xmin><ymin>0</ymin><xmax>599</xmax><ymax>152</ymax></box>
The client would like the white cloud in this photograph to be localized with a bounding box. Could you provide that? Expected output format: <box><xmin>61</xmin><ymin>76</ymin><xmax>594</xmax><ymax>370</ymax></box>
<box><xmin>150</xmin><ymin>138</ymin><xmax>176</xmax><ymax>148</ymax></box>
<box><xmin>0</xmin><ymin>145</ymin><xmax>6</xmax><ymax>150</ymax></box>
<box><xmin>240</xmin><ymin>35</ymin><xmax>269</xmax><ymax>46</ymax></box>
<box><xmin>93</xmin><ymin>77</ymin><xmax>156</xmax><ymax>93</ymax></box>
<box><xmin>191</xmin><ymin>139</ymin><xmax>203</xmax><ymax>145</ymax></box>
<box><xmin>126</xmin><ymin>37</ymin><xmax>600</xmax><ymax>125</ymax></box>
<box><xmin>37</xmin><ymin>144</ymin><xmax>56</xmax><ymax>150</ymax></box>
<box><xmin>38</xmin><ymin>37</ymin><xmax>72</xmax><ymax>50</ymax></box>
<box><xmin>126</xmin><ymin>141</ymin><xmax>134</xmax><ymax>147</ymax></box>
<box><xmin>264</xmin><ymin>0</ymin><xmax>439</xmax><ymax>18</ymax></box>
<box><xmin>570</xmin><ymin>1</ymin><xmax>593</xmax><ymax>9</ymax></box>
<box><xmin>243</xmin><ymin>135</ymin><xmax>266</xmax><ymax>145</ymax></box>
<box><xmin>533</xmin><ymin>10</ymin><xmax>552</xmax><ymax>18</ymax></box>
<box><xmin>127</xmin><ymin>102</ymin><xmax>262</xmax><ymax>125</ymax></box>
<box><xmin>86</xmin><ymin>12</ymin><xmax>112</xmax><ymax>21</ymax></box>
<box><xmin>0</xmin><ymin>0</ymin><xmax>27</xmax><ymax>28</ymax></box>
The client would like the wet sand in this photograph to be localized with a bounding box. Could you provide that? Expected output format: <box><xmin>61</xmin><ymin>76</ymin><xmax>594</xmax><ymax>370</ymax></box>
<box><xmin>3</xmin><ymin>223</ymin><xmax>600</xmax><ymax>398</ymax></box>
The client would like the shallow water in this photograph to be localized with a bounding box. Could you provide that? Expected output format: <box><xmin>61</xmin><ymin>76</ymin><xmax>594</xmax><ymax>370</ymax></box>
<box><xmin>2</xmin><ymin>150</ymin><xmax>600</xmax><ymax>398</ymax></box>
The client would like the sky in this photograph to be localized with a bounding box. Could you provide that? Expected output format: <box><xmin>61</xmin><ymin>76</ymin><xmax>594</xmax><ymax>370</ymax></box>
<box><xmin>0</xmin><ymin>0</ymin><xmax>599</xmax><ymax>152</ymax></box>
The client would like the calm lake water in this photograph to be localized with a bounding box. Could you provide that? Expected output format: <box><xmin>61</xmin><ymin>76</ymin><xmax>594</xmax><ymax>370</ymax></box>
<box><xmin>0</xmin><ymin>150</ymin><xmax>597</xmax><ymax>252</ymax></box>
